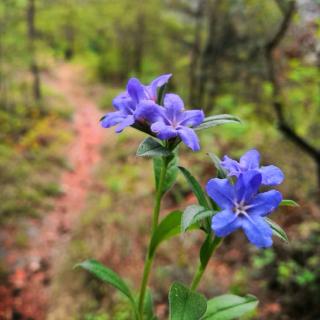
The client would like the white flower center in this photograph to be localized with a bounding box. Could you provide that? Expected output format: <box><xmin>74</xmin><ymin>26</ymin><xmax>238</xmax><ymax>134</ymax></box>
<box><xmin>233</xmin><ymin>201</ymin><xmax>251</xmax><ymax>216</ymax></box>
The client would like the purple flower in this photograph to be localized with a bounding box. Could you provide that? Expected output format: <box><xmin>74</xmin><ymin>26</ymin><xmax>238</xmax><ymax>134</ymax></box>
<box><xmin>100</xmin><ymin>74</ymin><xmax>171</xmax><ymax>132</ymax></box>
<box><xmin>221</xmin><ymin>149</ymin><xmax>284</xmax><ymax>186</ymax></box>
<box><xmin>138</xmin><ymin>93</ymin><xmax>204</xmax><ymax>151</ymax></box>
<box><xmin>206</xmin><ymin>171</ymin><xmax>282</xmax><ymax>248</ymax></box>
<box><xmin>113</xmin><ymin>74</ymin><xmax>172</xmax><ymax>105</ymax></box>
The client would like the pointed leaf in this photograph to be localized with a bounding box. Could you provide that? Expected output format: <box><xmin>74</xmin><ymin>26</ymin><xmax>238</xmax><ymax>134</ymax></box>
<box><xmin>200</xmin><ymin>234</ymin><xmax>214</xmax><ymax>268</ymax></box>
<box><xmin>265</xmin><ymin>217</ymin><xmax>289</xmax><ymax>243</ymax></box>
<box><xmin>169</xmin><ymin>282</ymin><xmax>207</xmax><ymax>320</ymax></box>
<box><xmin>179</xmin><ymin>166</ymin><xmax>209</xmax><ymax>208</ymax></box>
<box><xmin>280</xmin><ymin>199</ymin><xmax>299</xmax><ymax>207</ymax></box>
<box><xmin>182</xmin><ymin>205</ymin><xmax>214</xmax><ymax>232</ymax></box>
<box><xmin>154</xmin><ymin>153</ymin><xmax>179</xmax><ymax>195</ymax></box>
<box><xmin>195</xmin><ymin>114</ymin><xmax>241</xmax><ymax>131</ymax></box>
<box><xmin>200</xmin><ymin>235</ymin><xmax>222</xmax><ymax>268</ymax></box>
<box><xmin>149</xmin><ymin>211</ymin><xmax>182</xmax><ymax>257</ymax></box>
<box><xmin>207</xmin><ymin>153</ymin><xmax>228</xmax><ymax>179</ymax></box>
<box><xmin>137</xmin><ymin>137</ymin><xmax>172</xmax><ymax>157</ymax></box>
<box><xmin>144</xmin><ymin>289</ymin><xmax>158</xmax><ymax>320</ymax></box>
<box><xmin>76</xmin><ymin>260</ymin><xmax>136</xmax><ymax>305</ymax></box>
<box><xmin>201</xmin><ymin>294</ymin><xmax>258</xmax><ymax>320</ymax></box>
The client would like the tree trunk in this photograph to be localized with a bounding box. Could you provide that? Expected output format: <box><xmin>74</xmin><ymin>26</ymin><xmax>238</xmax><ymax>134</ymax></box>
<box><xmin>64</xmin><ymin>25</ymin><xmax>75</xmax><ymax>60</ymax></box>
<box><xmin>189</xmin><ymin>0</ymin><xmax>205</xmax><ymax>106</ymax></box>
<box><xmin>317</xmin><ymin>161</ymin><xmax>320</xmax><ymax>194</ymax></box>
<box><xmin>196</xmin><ymin>0</ymin><xmax>222</xmax><ymax>109</ymax></box>
<box><xmin>27</xmin><ymin>0</ymin><xmax>42</xmax><ymax>102</ymax></box>
<box><xmin>133</xmin><ymin>12</ymin><xmax>145</xmax><ymax>76</ymax></box>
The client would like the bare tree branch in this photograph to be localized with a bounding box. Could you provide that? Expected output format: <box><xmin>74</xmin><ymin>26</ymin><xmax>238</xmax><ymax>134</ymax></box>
<box><xmin>264</xmin><ymin>0</ymin><xmax>320</xmax><ymax>189</ymax></box>
<box><xmin>264</xmin><ymin>0</ymin><xmax>320</xmax><ymax>168</ymax></box>
<box><xmin>266</xmin><ymin>0</ymin><xmax>295</xmax><ymax>52</ymax></box>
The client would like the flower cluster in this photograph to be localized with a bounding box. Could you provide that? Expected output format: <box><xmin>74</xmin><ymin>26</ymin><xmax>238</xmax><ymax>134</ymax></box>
<box><xmin>100</xmin><ymin>75</ymin><xmax>204</xmax><ymax>151</ymax></box>
<box><xmin>206</xmin><ymin>150</ymin><xmax>284</xmax><ymax>248</ymax></box>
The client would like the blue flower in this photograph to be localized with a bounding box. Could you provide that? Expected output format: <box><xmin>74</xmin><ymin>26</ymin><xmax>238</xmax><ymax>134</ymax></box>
<box><xmin>221</xmin><ymin>149</ymin><xmax>284</xmax><ymax>186</ymax></box>
<box><xmin>206</xmin><ymin>171</ymin><xmax>282</xmax><ymax>248</ymax></box>
<box><xmin>138</xmin><ymin>93</ymin><xmax>204</xmax><ymax>151</ymax></box>
<box><xmin>100</xmin><ymin>74</ymin><xmax>171</xmax><ymax>132</ymax></box>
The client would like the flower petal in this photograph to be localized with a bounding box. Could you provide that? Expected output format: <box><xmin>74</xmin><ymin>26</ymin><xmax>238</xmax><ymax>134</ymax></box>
<box><xmin>135</xmin><ymin>101</ymin><xmax>164</xmax><ymax>123</ymax></box>
<box><xmin>221</xmin><ymin>155</ymin><xmax>241</xmax><ymax>177</ymax></box>
<box><xmin>211</xmin><ymin>209</ymin><xmax>242</xmax><ymax>237</ymax></box>
<box><xmin>115</xmin><ymin>115</ymin><xmax>135</xmax><ymax>133</ymax></box>
<box><xmin>259</xmin><ymin>165</ymin><xmax>284</xmax><ymax>186</ymax></box>
<box><xmin>127</xmin><ymin>78</ymin><xmax>145</xmax><ymax>103</ymax></box>
<box><xmin>248</xmin><ymin>190</ymin><xmax>282</xmax><ymax>217</ymax></box>
<box><xmin>163</xmin><ymin>93</ymin><xmax>184</xmax><ymax>121</ymax></box>
<box><xmin>113</xmin><ymin>97</ymin><xmax>135</xmax><ymax>115</ymax></box>
<box><xmin>206</xmin><ymin>178</ymin><xmax>235</xmax><ymax>209</ymax></box>
<box><xmin>242</xmin><ymin>215</ymin><xmax>273</xmax><ymax>248</ymax></box>
<box><xmin>151</xmin><ymin>121</ymin><xmax>177</xmax><ymax>139</ymax></box>
<box><xmin>179</xmin><ymin>110</ymin><xmax>205</xmax><ymax>127</ymax></box>
<box><xmin>150</xmin><ymin>74</ymin><xmax>172</xmax><ymax>99</ymax></box>
<box><xmin>178</xmin><ymin>127</ymin><xmax>200</xmax><ymax>151</ymax></box>
<box><xmin>235</xmin><ymin>170</ymin><xmax>262</xmax><ymax>203</ymax></box>
<box><xmin>112</xmin><ymin>92</ymin><xmax>130</xmax><ymax>110</ymax></box>
<box><xmin>100</xmin><ymin>111</ymin><xmax>125</xmax><ymax>128</ymax></box>
<box><xmin>240</xmin><ymin>149</ymin><xmax>260</xmax><ymax>170</ymax></box>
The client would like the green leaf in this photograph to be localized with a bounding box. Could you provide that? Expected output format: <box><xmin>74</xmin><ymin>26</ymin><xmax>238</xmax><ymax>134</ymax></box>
<box><xmin>201</xmin><ymin>294</ymin><xmax>258</xmax><ymax>320</ymax></box>
<box><xmin>76</xmin><ymin>260</ymin><xmax>136</xmax><ymax>305</ymax></box>
<box><xmin>182</xmin><ymin>205</ymin><xmax>214</xmax><ymax>232</ymax></box>
<box><xmin>265</xmin><ymin>217</ymin><xmax>289</xmax><ymax>243</ymax></box>
<box><xmin>149</xmin><ymin>211</ymin><xmax>182</xmax><ymax>257</ymax></box>
<box><xmin>144</xmin><ymin>289</ymin><xmax>158</xmax><ymax>320</ymax></box>
<box><xmin>280</xmin><ymin>199</ymin><xmax>299</xmax><ymax>207</ymax></box>
<box><xmin>154</xmin><ymin>153</ymin><xmax>179</xmax><ymax>195</ymax></box>
<box><xmin>137</xmin><ymin>137</ymin><xmax>172</xmax><ymax>157</ymax></box>
<box><xmin>200</xmin><ymin>235</ymin><xmax>213</xmax><ymax>267</ymax></box>
<box><xmin>178</xmin><ymin>166</ymin><xmax>209</xmax><ymax>208</ymax></box>
<box><xmin>195</xmin><ymin>114</ymin><xmax>241</xmax><ymax>131</ymax></box>
<box><xmin>200</xmin><ymin>235</ymin><xmax>222</xmax><ymax>268</ymax></box>
<box><xmin>207</xmin><ymin>153</ymin><xmax>228</xmax><ymax>179</ymax></box>
<box><xmin>169</xmin><ymin>282</ymin><xmax>207</xmax><ymax>320</ymax></box>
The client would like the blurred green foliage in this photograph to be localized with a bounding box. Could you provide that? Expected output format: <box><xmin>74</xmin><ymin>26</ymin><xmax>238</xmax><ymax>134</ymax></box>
<box><xmin>0</xmin><ymin>104</ymin><xmax>72</xmax><ymax>223</ymax></box>
<box><xmin>251</xmin><ymin>223</ymin><xmax>320</xmax><ymax>319</ymax></box>
<box><xmin>0</xmin><ymin>74</ymin><xmax>72</xmax><ymax>223</ymax></box>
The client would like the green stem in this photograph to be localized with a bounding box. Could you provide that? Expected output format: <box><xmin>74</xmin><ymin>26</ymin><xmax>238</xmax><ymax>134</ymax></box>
<box><xmin>190</xmin><ymin>235</ymin><xmax>222</xmax><ymax>291</ymax></box>
<box><xmin>151</xmin><ymin>157</ymin><xmax>168</xmax><ymax>233</ymax></box>
<box><xmin>138</xmin><ymin>157</ymin><xmax>168</xmax><ymax>318</ymax></box>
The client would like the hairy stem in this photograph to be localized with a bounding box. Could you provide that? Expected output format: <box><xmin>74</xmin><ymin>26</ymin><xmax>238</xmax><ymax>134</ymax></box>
<box><xmin>190</xmin><ymin>235</ymin><xmax>222</xmax><ymax>291</ymax></box>
<box><xmin>138</xmin><ymin>157</ymin><xmax>168</xmax><ymax>318</ymax></box>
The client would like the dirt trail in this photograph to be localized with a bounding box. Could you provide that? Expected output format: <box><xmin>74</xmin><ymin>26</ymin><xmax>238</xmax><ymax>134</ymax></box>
<box><xmin>0</xmin><ymin>64</ymin><xmax>105</xmax><ymax>319</ymax></box>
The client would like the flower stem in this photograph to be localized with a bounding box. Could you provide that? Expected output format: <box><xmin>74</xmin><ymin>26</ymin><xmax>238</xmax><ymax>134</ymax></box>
<box><xmin>138</xmin><ymin>157</ymin><xmax>168</xmax><ymax>318</ymax></box>
<box><xmin>151</xmin><ymin>157</ymin><xmax>168</xmax><ymax>233</ymax></box>
<box><xmin>190</xmin><ymin>235</ymin><xmax>222</xmax><ymax>291</ymax></box>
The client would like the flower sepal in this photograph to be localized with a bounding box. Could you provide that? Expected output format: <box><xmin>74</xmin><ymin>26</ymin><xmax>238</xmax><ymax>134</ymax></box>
<box><xmin>207</xmin><ymin>152</ymin><xmax>228</xmax><ymax>179</ymax></box>
<box><xmin>280</xmin><ymin>199</ymin><xmax>299</xmax><ymax>207</ymax></box>
<box><xmin>264</xmin><ymin>217</ymin><xmax>289</xmax><ymax>243</ymax></box>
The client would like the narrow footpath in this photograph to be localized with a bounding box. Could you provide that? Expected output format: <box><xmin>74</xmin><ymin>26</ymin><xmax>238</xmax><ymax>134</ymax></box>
<box><xmin>0</xmin><ymin>63</ymin><xmax>105</xmax><ymax>319</ymax></box>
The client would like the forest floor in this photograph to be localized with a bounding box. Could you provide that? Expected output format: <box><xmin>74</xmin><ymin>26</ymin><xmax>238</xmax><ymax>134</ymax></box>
<box><xmin>0</xmin><ymin>63</ymin><xmax>105</xmax><ymax>319</ymax></box>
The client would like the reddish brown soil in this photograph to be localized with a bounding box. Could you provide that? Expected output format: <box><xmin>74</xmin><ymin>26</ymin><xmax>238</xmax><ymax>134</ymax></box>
<box><xmin>0</xmin><ymin>64</ymin><xmax>105</xmax><ymax>320</ymax></box>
